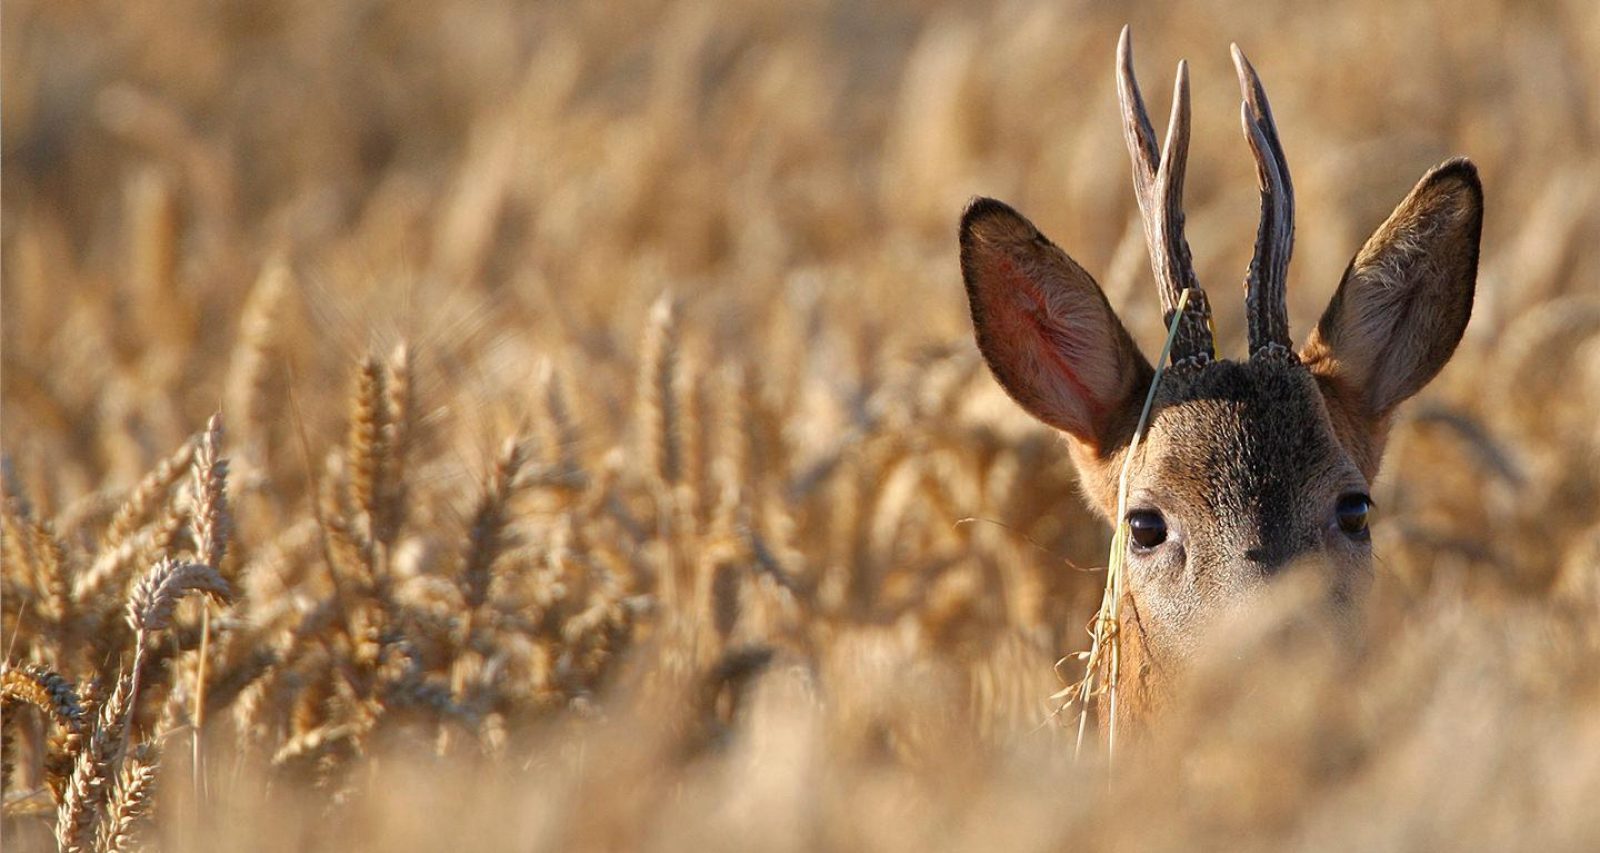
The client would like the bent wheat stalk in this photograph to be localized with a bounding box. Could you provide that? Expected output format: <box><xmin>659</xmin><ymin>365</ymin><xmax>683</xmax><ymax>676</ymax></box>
<box><xmin>1074</xmin><ymin>286</ymin><xmax>1194</xmax><ymax>763</ymax></box>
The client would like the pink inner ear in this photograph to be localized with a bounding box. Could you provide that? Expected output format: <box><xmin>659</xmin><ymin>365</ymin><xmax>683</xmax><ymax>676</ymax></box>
<box><xmin>979</xmin><ymin>254</ymin><xmax>1109</xmax><ymax>431</ymax></box>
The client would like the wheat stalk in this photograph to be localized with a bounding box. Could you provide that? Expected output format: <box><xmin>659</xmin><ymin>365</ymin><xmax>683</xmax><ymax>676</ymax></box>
<box><xmin>373</xmin><ymin>343</ymin><xmax>414</xmax><ymax>555</ymax></box>
<box><xmin>103</xmin><ymin>441</ymin><xmax>195</xmax><ymax>554</ymax></box>
<box><xmin>94</xmin><ymin>743</ymin><xmax>158</xmax><ymax>853</ymax></box>
<box><xmin>188</xmin><ymin>412</ymin><xmax>229</xmax><ymax>807</ymax></box>
<box><xmin>460</xmin><ymin>438</ymin><xmax>529</xmax><ymax>614</ymax></box>
<box><xmin>226</xmin><ymin>257</ymin><xmax>290</xmax><ymax>463</ymax></box>
<box><xmin>1073</xmin><ymin>287</ymin><xmax>1194</xmax><ymax>764</ymax></box>
<box><xmin>56</xmin><ymin>675</ymin><xmax>131</xmax><ymax>852</ymax></box>
<box><xmin>190</xmin><ymin>413</ymin><xmax>231</xmax><ymax>573</ymax></box>
<box><xmin>123</xmin><ymin>558</ymin><xmax>234</xmax><ymax>765</ymax></box>
<box><xmin>2</xmin><ymin>663</ymin><xmax>86</xmax><ymax>798</ymax></box>
<box><xmin>536</xmin><ymin>357</ymin><xmax>583</xmax><ymax>483</ymax></box>
<box><xmin>348</xmin><ymin>355</ymin><xmax>389</xmax><ymax>549</ymax></box>
<box><xmin>1</xmin><ymin>664</ymin><xmax>85</xmax><ymax>735</ymax></box>
<box><xmin>638</xmin><ymin>293</ymin><xmax>682</xmax><ymax>490</ymax></box>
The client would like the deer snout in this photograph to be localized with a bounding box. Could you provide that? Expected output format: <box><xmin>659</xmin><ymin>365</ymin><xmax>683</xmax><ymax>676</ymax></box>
<box><xmin>1243</xmin><ymin>533</ymin><xmax>1318</xmax><ymax>578</ymax></box>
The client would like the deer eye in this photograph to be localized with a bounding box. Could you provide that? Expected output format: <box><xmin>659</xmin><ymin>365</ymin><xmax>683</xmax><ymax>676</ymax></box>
<box><xmin>1127</xmin><ymin>510</ymin><xmax>1168</xmax><ymax>550</ymax></box>
<box><xmin>1336</xmin><ymin>494</ymin><xmax>1372</xmax><ymax>538</ymax></box>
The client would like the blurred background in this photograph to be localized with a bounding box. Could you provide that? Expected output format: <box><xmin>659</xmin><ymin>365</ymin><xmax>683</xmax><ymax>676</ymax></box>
<box><xmin>8</xmin><ymin>0</ymin><xmax>1598</xmax><ymax>582</ymax></box>
<box><xmin>4</xmin><ymin>1</ymin><xmax>1600</xmax><ymax>849</ymax></box>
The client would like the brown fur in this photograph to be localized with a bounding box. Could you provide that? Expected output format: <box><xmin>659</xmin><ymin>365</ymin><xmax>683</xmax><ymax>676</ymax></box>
<box><xmin>960</xmin><ymin>161</ymin><xmax>1482</xmax><ymax>732</ymax></box>
<box><xmin>1302</xmin><ymin>158</ymin><xmax>1484</xmax><ymax>472</ymax></box>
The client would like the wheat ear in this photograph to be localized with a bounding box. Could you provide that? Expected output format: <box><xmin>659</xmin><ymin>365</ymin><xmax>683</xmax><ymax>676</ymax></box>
<box><xmin>460</xmin><ymin>438</ymin><xmax>529</xmax><ymax>613</ymax></box>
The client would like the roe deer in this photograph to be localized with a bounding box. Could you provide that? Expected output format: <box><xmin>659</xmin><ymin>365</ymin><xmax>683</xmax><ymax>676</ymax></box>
<box><xmin>959</xmin><ymin>28</ymin><xmax>1482</xmax><ymax>729</ymax></box>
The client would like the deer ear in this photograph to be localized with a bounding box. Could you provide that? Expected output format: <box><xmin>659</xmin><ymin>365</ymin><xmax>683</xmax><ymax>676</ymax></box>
<box><xmin>1302</xmin><ymin>159</ymin><xmax>1482</xmax><ymax>418</ymax></box>
<box><xmin>960</xmin><ymin>198</ymin><xmax>1152</xmax><ymax>451</ymax></box>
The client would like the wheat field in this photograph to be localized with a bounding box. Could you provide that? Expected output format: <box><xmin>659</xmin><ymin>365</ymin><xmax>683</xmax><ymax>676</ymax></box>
<box><xmin>3</xmin><ymin>1</ymin><xmax>1599</xmax><ymax>850</ymax></box>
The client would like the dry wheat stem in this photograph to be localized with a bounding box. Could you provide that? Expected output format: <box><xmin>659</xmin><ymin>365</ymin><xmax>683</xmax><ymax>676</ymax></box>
<box><xmin>3</xmin><ymin>663</ymin><xmax>86</xmax><ymax>792</ymax></box>
<box><xmin>1074</xmin><ymin>287</ymin><xmax>1194</xmax><ymax>764</ymax></box>
<box><xmin>639</xmin><ymin>293</ymin><xmax>682</xmax><ymax>491</ymax></box>
<box><xmin>190</xmin><ymin>413</ymin><xmax>230</xmax><ymax>573</ymax></box>
<box><xmin>349</xmin><ymin>356</ymin><xmax>389</xmax><ymax>547</ymax></box>
<box><xmin>461</xmin><ymin>437</ymin><xmax>530</xmax><ymax>633</ymax></box>
<box><xmin>95</xmin><ymin>744</ymin><xmax>158</xmax><ymax>853</ymax></box>
<box><xmin>57</xmin><ymin>675</ymin><xmax>132</xmax><ymax>851</ymax></box>
<box><xmin>188</xmin><ymin>412</ymin><xmax>229</xmax><ymax>806</ymax></box>
<box><xmin>226</xmin><ymin>257</ymin><xmax>290</xmax><ymax>461</ymax></box>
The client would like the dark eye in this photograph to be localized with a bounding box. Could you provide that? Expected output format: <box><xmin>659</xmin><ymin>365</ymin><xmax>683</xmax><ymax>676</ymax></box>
<box><xmin>1127</xmin><ymin>510</ymin><xmax>1168</xmax><ymax>550</ymax></box>
<box><xmin>1336</xmin><ymin>494</ymin><xmax>1372</xmax><ymax>538</ymax></box>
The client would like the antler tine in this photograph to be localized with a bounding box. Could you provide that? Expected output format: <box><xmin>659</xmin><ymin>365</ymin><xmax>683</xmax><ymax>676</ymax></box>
<box><xmin>1231</xmin><ymin>43</ymin><xmax>1295</xmax><ymax>356</ymax></box>
<box><xmin>1116</xmin><ymin>28</ymin><xmax>1160</xmax><ymax>178</ymax></box>
<box><xmin>1115</xmin><ymin>26</ymin><xmax>1213</xmax><ymax>363</ymax></box>
<box><xmin>1154</xmin><ymin>60</ymin><xmax>1195</xmax><ymax>315</ymax></box>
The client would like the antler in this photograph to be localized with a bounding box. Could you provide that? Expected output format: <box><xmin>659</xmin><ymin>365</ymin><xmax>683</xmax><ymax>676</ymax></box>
<box><xmin>1116</xmin><ymin>26</ymin><xmax>1214</xmax><ymax>364</ymax></box>
<box><xmin>1231</xmin><ymin>43</ymin><xmax>1295</xmax><ymax>357</ymax></box>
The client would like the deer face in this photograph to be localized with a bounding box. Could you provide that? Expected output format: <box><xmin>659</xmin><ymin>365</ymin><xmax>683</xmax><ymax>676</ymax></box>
<box><xmin>1103</xmin><ymin>357</ymin><xmax>1374</xmax><ymax>665</ymax></box>
<box><xmin>959</xmin><ymin>31</ymin><xmax>1482</xmax><ymax>699</ymax></box>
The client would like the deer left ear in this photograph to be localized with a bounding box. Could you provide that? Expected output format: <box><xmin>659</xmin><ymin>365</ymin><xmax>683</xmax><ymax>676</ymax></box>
<box><xmin>960</xmin><ymin>197</ymin><xmax>1153</xmax><ymax>454</ymax></box>
<box><xmin>1302</xmin><ymin>158</ymin><xmax>1482</xmax><ymax>418</ymax></box>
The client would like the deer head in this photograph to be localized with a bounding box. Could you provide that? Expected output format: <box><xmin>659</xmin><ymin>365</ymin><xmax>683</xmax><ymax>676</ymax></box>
<box><xmin>959</xmin><ymin>29</ymin><xmax>1482</xmax><ymax>724</ymax></box>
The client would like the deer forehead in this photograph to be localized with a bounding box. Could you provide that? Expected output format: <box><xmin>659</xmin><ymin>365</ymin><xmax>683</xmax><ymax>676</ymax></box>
<box><xmin>1128</xmin><ymin>359</ymin><xmax>1361</xmax><ymax>528</ymax></box>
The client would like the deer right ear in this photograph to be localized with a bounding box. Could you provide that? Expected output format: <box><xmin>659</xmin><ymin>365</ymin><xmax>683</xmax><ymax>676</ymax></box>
<box><xmin>960</xmin><ymin>198</ymin><xmax>1153</xmax><ymax>452</ymax></box>
<box><xmin>1302</xmin><ymin>159</ymin><xmax>1482</xmax><ymax>419</ymax></box>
